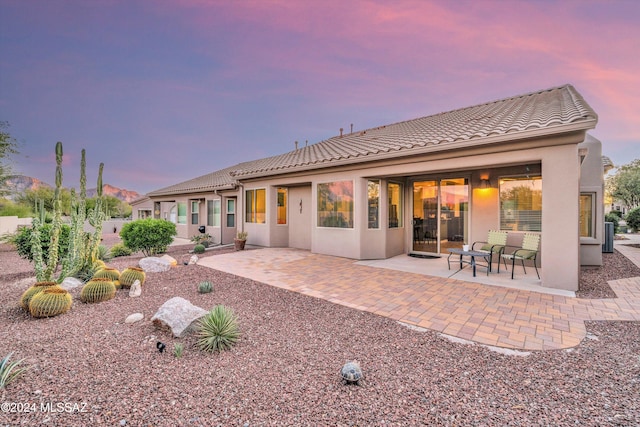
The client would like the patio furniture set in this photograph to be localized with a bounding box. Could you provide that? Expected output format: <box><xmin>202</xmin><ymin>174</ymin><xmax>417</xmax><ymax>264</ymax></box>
<box><xmin>447</xmin><ymin>230</ymin><xmax>541</xmax><ymax>279</ymax></box>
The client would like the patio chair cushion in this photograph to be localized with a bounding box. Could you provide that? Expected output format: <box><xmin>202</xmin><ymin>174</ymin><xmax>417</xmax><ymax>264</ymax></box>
<box><xmin>477</xmin><ymin>230</ymin><xmax>507</xmax><ymax>253</ymax></box>
<box><xmin>503</xmin><ymin>249</ymin><xmax>537</xmax><ymax>260</ymax></box>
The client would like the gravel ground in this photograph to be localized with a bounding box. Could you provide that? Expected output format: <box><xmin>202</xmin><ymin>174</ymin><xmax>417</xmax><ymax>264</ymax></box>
<box><xmin>1</xmin><ymin>235</ymin><xmax>639</xmax><ymax>426</ymax></box>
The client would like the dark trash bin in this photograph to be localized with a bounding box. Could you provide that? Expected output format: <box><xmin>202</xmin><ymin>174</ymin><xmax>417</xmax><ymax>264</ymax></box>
<box><xmin>602</xmin><ymin>222</ymin><xmax>614</xmax><ymax>253</ymax></box>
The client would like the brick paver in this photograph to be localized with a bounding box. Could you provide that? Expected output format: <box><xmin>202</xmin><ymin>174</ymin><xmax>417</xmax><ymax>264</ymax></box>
<box><xmin>198</xmin><ymin>246</ymin><xmax>640</xmax><ymax>351</ymax></box>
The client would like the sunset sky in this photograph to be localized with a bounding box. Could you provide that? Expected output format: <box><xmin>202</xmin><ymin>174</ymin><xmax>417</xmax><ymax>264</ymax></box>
<box><xmin>1</xmin><ymin>0</ymin><xmax>639</xmax><ymax>194</ymax></box>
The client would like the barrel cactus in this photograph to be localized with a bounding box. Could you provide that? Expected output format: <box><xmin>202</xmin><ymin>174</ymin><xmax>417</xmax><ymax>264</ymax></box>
<box><xmin>29</xmin><ymin>287</ymin><xmax>73</xmax><ymax>318</ymax></box>
<box><xmin>80</xmin><ymin>278</ymin><xmax>117</xmax><ymax>303</ymax></box>
<box><xmin>119</xmin><ymin>267</ymin><xmax>146</xmax><ymax>288</ymax></box>
<box><xmin>93</xmin><ymin>267</ymin><xmax>121</xmax><ymax>289</ymax></box>
<box><xmin>92</xmin><ymin>259</ymin><xmax>107</xmax><ymax>272</ymax></box>
<box><xmin>20</xmin><ymin>281</ymin><xmax>60</xmax><ymax>311</ymax></box>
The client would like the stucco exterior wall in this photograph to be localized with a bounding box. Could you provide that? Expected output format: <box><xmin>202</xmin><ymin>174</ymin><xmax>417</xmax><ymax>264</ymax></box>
<box><xmin>578</xmin><ymin>135</ymin><xmax>605</xmax><ymax>266</ymax></box>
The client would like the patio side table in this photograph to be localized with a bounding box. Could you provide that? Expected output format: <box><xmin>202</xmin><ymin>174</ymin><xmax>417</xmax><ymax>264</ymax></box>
<box><xmin>447</xmin><ymin>248</ymin><xmax>491</xmax><ymax>277</ymax></box>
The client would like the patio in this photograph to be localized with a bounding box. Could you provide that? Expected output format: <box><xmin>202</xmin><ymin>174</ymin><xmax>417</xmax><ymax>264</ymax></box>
<box><xmin>197</xmin><ymin>237</ymin><xmax>640</xmax><ymax>352</ymax></box>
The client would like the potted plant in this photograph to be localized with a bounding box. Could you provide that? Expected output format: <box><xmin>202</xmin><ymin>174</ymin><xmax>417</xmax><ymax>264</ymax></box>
<box><xmin>234</xmin><ymin>231</ymin><xmax>248</xmax><ymax>251</ymax></box>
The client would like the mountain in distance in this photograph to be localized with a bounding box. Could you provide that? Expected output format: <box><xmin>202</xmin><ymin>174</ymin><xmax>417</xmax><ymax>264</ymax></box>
<box><xmin>3</xmin><ymin>175</ymin><xmax>141</xmax><ymax>203</ymax></box>
<box><xmin>2</xmin><ymin>175</ymin><xmax>52</xmax><ymax>199</ymax></box>
<box><xmin>86</xmin><ymin>184</ymin><xmax>141</xmax><ymax>203</ymax></box>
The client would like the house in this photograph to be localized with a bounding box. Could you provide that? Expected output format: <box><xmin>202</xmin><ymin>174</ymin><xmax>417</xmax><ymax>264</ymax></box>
<box><xmin>145</xmin><ymin>84</ymin><xmax>603</xmax><ymax>291</ymax></box>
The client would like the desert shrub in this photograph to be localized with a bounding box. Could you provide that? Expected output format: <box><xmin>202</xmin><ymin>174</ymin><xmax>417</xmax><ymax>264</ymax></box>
<box><xmin>119</xmin><ymin>219</ymin><xmax>177</xmax><ymax>257</ymax></box>
<box><xmin>110</xmin><ymin>243</ymin><xmax>132</xmax><ymax>258</ymax></box>
<box><xmin>13</xmin><ymin>224</ymin><xmax>71</xmax><ymax>264</ymax></box>
<box><xmin>0</xmin><ymin>199</ymin><xmax>32</xmax><ymax>218</ymax></box>
<box><xmin>626</xmin><ymin>207</ymin><xmax>640</xmax><ymax>232</ymax></box>
<box><xmin>605</xmin><ymin>212</ymin><xmax>620</xmax><ymax>234</ymax></box>
<box><xmin>193</xmin><ymin>244</ymin><xmax>205</xmax><ymax>254</ymax></box>
<box><xmin>198</xmin><ymin>280</ymin><xmax>213</xmax><ymax>294</ymax></box>
<box><xmin>196</xmin><ymin>305</ymin><xmax>240</xmax><ymax>352</ymax></box>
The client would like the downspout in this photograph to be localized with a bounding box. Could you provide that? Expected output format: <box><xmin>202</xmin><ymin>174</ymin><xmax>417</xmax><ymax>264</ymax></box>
<box><xmin>213</xmin><ymin>190</ymin><xmax>222</xmax><ymax>245</ymax></box>
<box><xmin>237</xmin><ymin>182</ymin><xmax>245</xmax><ymax>237</ymax></box>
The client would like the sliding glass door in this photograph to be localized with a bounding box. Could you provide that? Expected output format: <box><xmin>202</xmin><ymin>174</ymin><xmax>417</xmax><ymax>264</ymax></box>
<box><xmin>412</xmin><ymin>178</ymin><xmax>468</xmax><ymax>254</ymax></box>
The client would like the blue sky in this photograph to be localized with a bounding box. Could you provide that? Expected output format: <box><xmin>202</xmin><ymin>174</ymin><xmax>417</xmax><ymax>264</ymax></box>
<box><xmin>1</xmin><ymin>0</ymin><xmax>639</xmax><ymax>194</ymax></box>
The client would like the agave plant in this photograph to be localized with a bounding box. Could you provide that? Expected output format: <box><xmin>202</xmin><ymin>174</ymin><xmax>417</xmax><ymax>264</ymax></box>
<box><xmin>0</xmin><ymin>352</ymin><xmax>29</xmax><ymax>389</ymax></box>
<box><xmin>196</xmin><ymin>305</ymin><xmax>240</xmax><ymax>352</ymax></box>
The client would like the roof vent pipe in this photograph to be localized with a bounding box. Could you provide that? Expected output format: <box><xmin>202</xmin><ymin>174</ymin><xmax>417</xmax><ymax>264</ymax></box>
<box><xmin>305</xmin><ymin>140</ymin><xmax>308</xmax><ymax>147</ymax></box>
<box><xmin>350</xmin><ymin>123</ymin><xmax>353</xmax><ymax>134</ymax></box>
<box><xmin>340</xmin><ymin>128</ymin><xmax>343</xmax><ymax>137</ymax></box>
<box><xmin>295</xmin><ymin>140</ymin><xmax>298</xmax><ymax>150</ymax></box>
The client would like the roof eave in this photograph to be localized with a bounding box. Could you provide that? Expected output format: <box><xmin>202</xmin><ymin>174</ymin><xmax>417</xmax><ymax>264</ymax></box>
<box><xmin>234</xmin><ymin>119</ymin><xmax>597</xmax><ymax>180</ymax></box>
<box><xmin>147</xmin><ymin>183</ymin><xmax>237</xmax><ymax>197</ymax></box>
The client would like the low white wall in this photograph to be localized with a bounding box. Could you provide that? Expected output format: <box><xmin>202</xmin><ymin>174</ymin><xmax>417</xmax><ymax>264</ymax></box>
<box><xmin>0</xmin><ymin>216</ymin><xmax>32</xmax><ymax>235</ymax></box>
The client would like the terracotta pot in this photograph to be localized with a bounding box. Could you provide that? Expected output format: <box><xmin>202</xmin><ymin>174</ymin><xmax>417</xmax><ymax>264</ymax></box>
<box><xmin>234</xmin><ymin>239</ymin><xmax>246</xmax><ymax>251</ymax></box>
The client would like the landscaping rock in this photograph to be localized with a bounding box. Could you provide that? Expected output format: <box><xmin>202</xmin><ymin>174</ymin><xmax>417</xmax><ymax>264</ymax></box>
<box><xmin>60</xmin><ymin>277</ymin><xmax>83</xmax><ymax>290</ymax></box>
<box><xmin>160</xmin><ymin>254</ymin><xmax>177</xmax><ymax>266</ymax></box>
<box><xmin>125</xmin><ymin>313</ymin><xmax>144</xmax><ymax>324</ymax></box>
<box><xmin>129</xmin><ymin>280</ymin><xmax>142</xmax><ymax>297</ymax></box>
<box><xmin>151</xmin><ymin>297</ymin><xmax>207</xmax><ymax>337</ymax></box>
<box><xmin>188</xmin><ymin>255</ymin><xmax>198</xmax><ymax>265</ymax></box>
<box><xmin>139</xmin><ymin>257</ymin><xmax>172</xmax><ymax>273</ymax></box>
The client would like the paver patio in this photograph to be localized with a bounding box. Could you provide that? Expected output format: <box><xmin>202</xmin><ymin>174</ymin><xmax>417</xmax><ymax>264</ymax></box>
<box><xmin>198</xmin><ymin>241</ymin><xmax>640</xmax><ymax>351</ymax></box>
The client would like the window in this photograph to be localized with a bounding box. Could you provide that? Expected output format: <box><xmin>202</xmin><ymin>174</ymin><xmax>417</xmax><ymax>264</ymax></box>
<box><xmin>388</xmin><ymin>182</ymin><xmax>403</xmax><ymax>228</ymax></box>
<box><xmin>226</xmin><ymin>199</ymin><xmax>235</xmax><ymax>227</ymax></box>
<box><xmin>500</xmin><ymin>176</ymin><xmax>542</xmax><ymax>231</ymax></box>
<box><xmin>317</xmin><ymin>181</ymin><xmax>354</xmax><ymax>228</ymax></box>
<box><xmin>191</xmin><ymin>201</ymin><xmax>199</xmax><ymax>225</ymax></box>
<box><xmin>580</xmin><ymin>193</ymin><xmax>595</xmax><ymax>238</ymax></box>
<box><xmin>177</xmin><ymin>202</ymin><xmax>187</xmax><ymax>225</ymax></box>
<box><xmin>277</xmin><ymin>188</ymin><xmax>287</xmax><ymax>224</ymax></box>
<box><xmin>368</xmin><ymin>180</ymin><xmax>380</xmax><ymax>229</ymax></box>
<box><xmin>207</xmin><ymin>200</ymin><xmax>221</xmax><ymax>227</ymax></box>
<box><xmin>246</xmin><ymin>189</ymin><xmax>266</xmax><ymax>223</ymax></box>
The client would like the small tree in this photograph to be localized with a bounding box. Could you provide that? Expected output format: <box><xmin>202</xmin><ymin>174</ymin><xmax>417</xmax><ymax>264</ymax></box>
<box><xmin>607</xmin><ymin>159</ymin><xmax>640</xmax><ymax>210</ymax></box>
<box><xmin>626</xmin><ymin>207</ymin><xmax>640</xmax><ymax>232</ymax></box>
<box><xmin>120</xmin><ymin>218</ymin><xmax>177</xmax><ymax>256</ymax></box>
<box><xmin>0</xmin><ymin>121</ymin><xmax>19</xmax><ymax>196</ymax></box>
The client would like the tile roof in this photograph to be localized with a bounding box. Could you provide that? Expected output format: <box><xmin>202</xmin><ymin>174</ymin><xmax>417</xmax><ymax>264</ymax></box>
<box><xmin>147</xmin><ymin>84</ymin><xmax>597</xmax><ymax>196</ymax></box>
<box><xmin>146</xmin><ymin>164</ymin><xmax>244</xmax><ymax>197</ymax></box>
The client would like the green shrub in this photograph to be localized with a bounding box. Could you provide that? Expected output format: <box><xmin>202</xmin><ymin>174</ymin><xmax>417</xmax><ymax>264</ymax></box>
<box><xmin>110</xmin><ymin>242</ymin><xmax>132</xmax><ymax>258</ymax></box>
<box><xmin>13</xmin><ymin>224</ymin><xmax>71</xmax><ymax>264</ymax></box>
<box><xmin>196</xmin><ymin>305</ymin><xmax>240</xmax><ymax>352</ymax></box>
<box><xmin>119</xmin><ymin>219</ymin><xmax>177</xmax><ymax>257</ymax></box>
<box><xmin>198</xmin><ymin>280</ymin><xmax>213</xmax><ymax>294</ymax></box>
<box><xmin>605</xmin><ymin>212</ymin><xmax>620</xmax><ymax>234</ymax></box>
<box><xmin>193</xmin><ymin>244</ymin><xmax>205</xmax><ymax>254</ymax></box>
<box><xmin>626</xmin><ymin>207</ymin><xmax>640</xmax><ymax>232</ymax></box>
<box><xmin>0</xmin><ymin>199</ymin><xmax>32</xmax><ymax>218</ymax></box>
<box><xmin>0</xmin><ymin>352</ymin><xmax>29</xmax><ymax>389</ymax></box>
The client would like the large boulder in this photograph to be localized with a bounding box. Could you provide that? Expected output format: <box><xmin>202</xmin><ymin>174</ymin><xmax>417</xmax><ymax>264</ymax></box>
<box><xmin>139</xmin><ymin>257</ymin><xmax>172</xmax><ymax>273</ymax></box>
<box><xmin>151</xmin><ymin>297</ymin><xmax>207</xmax><ymax>337</ymax></box>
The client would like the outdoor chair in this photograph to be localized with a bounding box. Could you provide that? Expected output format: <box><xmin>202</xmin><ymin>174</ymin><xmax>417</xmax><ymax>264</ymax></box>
<box><xmin>472</xmin><ymin>230</ymin><xmax>508</xmax><ymax>272</ymax></box>
<box><xmin>501</xmin><ymin>233</ymin><xmax>540</xmax><ymax>279</ymax></box>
